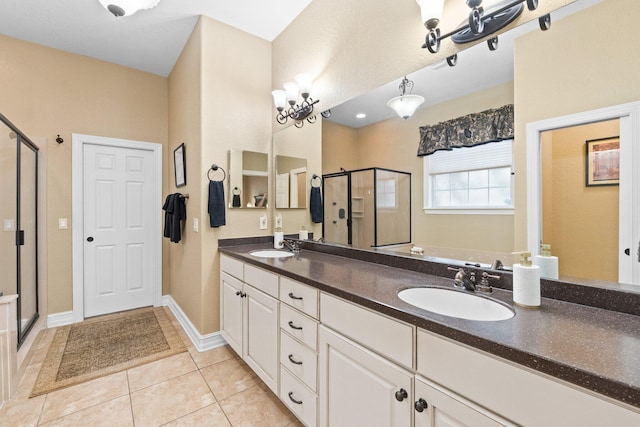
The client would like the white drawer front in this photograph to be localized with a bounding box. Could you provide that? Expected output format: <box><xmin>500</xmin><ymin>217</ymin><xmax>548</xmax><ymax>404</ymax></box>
<box><xmin>280</xmin><ymin>276</ymin><xmax>319</xmax><ymax>319</ymax></box>
<box><xmin>244</xmin><ymin>263</ymin><xmax>279</xmax><ymax>298</ymax></box>
<box><xmin>280</xmin><ymin>304</ymin><xmax>318</xmax><ymax>350</ymax></box>
<box><xmin>280</xmin><ymin>367</ymin><xmax>317</xmax><ymax>427</ymax></box>
<box><xmin>280</xmin><ymin>331</ymin><xmax>317</xmax><ymax>391</ymax></box>
<box><xmin>320</xmin><ymin>293</ymin><xmax>414</xmax><ymax>369</ymax></box>
<box><xmin>220</xmin><ymin>254</ymin><xmax>243</xmax><ymax>280</ymax></box>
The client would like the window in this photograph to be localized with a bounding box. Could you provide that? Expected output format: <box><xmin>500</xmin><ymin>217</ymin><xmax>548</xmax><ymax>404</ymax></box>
<box><xmin>423</xmin><ymin>139</ymin><xmax>513</xmax><ymax>214</ymax></box>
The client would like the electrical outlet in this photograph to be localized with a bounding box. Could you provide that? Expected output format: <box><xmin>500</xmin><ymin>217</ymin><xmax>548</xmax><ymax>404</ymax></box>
<box><xmin>259</xmin><ymin>215</ymin><xmax>268</xmax><ymax>230</ymax></box>
<box><xmin>193</xmin><ymin>218</ymin><xmax>199</xmax><ymax>233</ymax></box>
<box><xmin>275</xmin><ymin>215</ymin><xmax>283</xmax><ymax>229</ymax></box>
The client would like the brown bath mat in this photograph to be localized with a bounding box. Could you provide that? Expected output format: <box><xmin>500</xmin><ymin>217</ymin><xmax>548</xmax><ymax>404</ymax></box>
<box><xmin>31</xmin><ymin>307</ymin><xmax>186</xmax><ymax>397</ymax></box>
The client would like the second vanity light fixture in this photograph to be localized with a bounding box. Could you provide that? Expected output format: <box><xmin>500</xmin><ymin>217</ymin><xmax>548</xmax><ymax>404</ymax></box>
<box><xmin>387</xmin><ymin>76</ymin><xmax>425</xmax><ymax>120</ymax></box>
<box><xmin>416</xmin><ymin>0</ymin><xmax>550</xmax><ymax>56</ymax></box>
<box><xmin>98</xmin><ymin>0</ymin><xmax>160</xmax><ymax>17</ymax></box>
<box><xmin>272</xmin><ymin>74</ymin><xmax>331</xmax><ymax>128</ymax></box>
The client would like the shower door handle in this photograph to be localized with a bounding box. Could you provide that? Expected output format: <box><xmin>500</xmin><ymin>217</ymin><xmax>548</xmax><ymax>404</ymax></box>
<box><xmin>16</xmin><ymin>230</ymin><xmax>24</xmax><ymax>246</ymax></box>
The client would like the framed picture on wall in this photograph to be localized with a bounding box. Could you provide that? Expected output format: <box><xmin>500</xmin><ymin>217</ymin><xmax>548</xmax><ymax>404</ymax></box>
<box><xmin>174</xmin><ymin>143</ymin><xmax>186</xmax><ymax>188</ymax></box>
<box><xmin>585</xmin><ymin>137</ymin><xmax>619</xmax><ymax>187</ymax></box>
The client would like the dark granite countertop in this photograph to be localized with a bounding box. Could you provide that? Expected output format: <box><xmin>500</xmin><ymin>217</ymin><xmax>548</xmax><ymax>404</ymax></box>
<box><xmin>219</xmin><ymin>243</ymin><xmax>640</xmax><ymax>410</ymax></box>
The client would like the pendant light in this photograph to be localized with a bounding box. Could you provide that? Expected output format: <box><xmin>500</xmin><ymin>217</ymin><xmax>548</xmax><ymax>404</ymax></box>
<box><xmin>387</xmin><ymin>76</ymin><xmax>425</xmax><ymax>120</ymax></box>
<box><xmin>98</xmin><ymin>0</ymin><xmax>160</xmax><ymax>17</ymax></box>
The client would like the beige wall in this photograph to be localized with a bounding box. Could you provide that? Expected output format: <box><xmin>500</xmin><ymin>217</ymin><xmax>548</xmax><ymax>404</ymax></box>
<box><xmin>542</xmin><ymin>120</ymin><xmax>619</xmax><ymax>282</ymax></box>
<box><xmin>0</xmin><ymin>35</ymin><xmax>168</xmax><ymax>315</ymax></box>
<box><xmin>322</xmin><ymin>121</ymin><xmax>358</xmax><ymax>174</ymax></box>
<box><xmin>514</xmin><ymin>0</ymin><xmax>640</xmax><ymax>250</ymax></box>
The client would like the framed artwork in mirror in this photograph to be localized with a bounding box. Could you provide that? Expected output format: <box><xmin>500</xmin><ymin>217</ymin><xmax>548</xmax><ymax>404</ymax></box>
<box><xmin>586</xmin><ymin>137</ymin><xmax>619</xmax><ymax>187</ymax></box>
<box><xmin>174</xmin><ymin>143</ymin><xmax>186</xmax><ymax>188</ymax></box>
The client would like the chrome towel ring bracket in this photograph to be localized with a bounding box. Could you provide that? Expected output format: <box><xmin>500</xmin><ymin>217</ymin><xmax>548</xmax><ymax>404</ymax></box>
<box><xmin>310</xmin><ymin>174</ymin><xmax>322</xmax><ymax>188</ymax></box>
<box><xmin>208</xmin><ymin>164</ymin><xmax>226</xmax><ymax>182</ymax></box>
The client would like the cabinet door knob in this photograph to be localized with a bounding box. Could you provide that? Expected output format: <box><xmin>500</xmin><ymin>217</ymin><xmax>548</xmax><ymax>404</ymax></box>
<box><xmin>414</xmin><ymin>398</ymin><xmax>429</xmax><ymax>412</ymax></box>
<box><xmin>288</xmin><ymin>354</ymin><xmax>303</xmax><ymax>365</ymax></box>
<box><xmin>288</xmin><ymin>292</ymin><xmax>303</xmax><ymax>300</ymax></box>
<box><xmin>287</xmin><ymin>321</ymin><xmax>303</xmax><ymax>330</ymax></box>
<box><xmin>395</xmin><ymin>388</ymin><xmax>408</xmax><ymax>402</ymax></box>
<box><xmin>288</xmin><ymin>391</ymin><xmax>303</xmax><ymax>405</ymax></box>
<box><xmin>236</xmin><ymin>291</ymin><xmax>242</xmax><ymax>296</ymax></box>
<box><xmin>86</xmin><ymin>236</ymin><xmax>94</xmax><ymax>242</ymax></box>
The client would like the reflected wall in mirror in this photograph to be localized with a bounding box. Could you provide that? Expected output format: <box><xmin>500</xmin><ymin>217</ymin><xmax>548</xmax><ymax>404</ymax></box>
<box><xmin>275</xmin><ymin>155</ymin><xmax>307</xmax><ymax>209</ymax></box>
<box><xmin>540</xmin><ymin>119</ymin><xmax>620</xmax><ymax>283</ymax></box>
<box><xmin>319</xmin><ymin>0</ymin><xmax>640</xmax><ymax>290</ymax></box>
<box><xmin>228</xmin><ymin>149</ymin><xmax>268</xmax><ymax>208</ymax></box>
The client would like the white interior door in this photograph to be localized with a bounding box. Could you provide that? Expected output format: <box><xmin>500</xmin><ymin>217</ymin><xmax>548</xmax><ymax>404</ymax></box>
<box><xmin>276</xmin><ymin>173</ymin><xmax>289</xmax><ymax>208</ymax></box>
<box><xmin>83</xmin><ymin>142</ymin><xmax>155</xmax><ymax>317</ymax></box>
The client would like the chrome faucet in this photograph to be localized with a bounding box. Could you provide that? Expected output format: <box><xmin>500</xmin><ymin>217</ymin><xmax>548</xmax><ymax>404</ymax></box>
<box><xmin>282</xmin><ymin>238</ymin><xmax>301</xmax><ymax>253</ymax></box>
<box><xmin>448</xmin><ymin>267</ymin><xmax>476</xmax><ymax>292</ymax></box>
<box><xmin>476</xmin><ymin>272</ymin><xmax>501</xmax><ymax>293</ymax></box>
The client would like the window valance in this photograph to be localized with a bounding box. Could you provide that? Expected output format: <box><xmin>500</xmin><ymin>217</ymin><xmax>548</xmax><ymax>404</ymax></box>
<box><xmin>417</xmin><ymin>104</ymin><xmax>514</xmax><ymax>157</ymax></box>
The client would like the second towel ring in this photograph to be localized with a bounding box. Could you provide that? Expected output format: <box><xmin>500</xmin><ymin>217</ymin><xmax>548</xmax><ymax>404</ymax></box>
<box><xmin>208</xmin><ymin>164</ymin><xmax>226</xmax><ymax>182</ymax></box>
<box><xmin>311</xmin><ymin>174</ymin><xmax>322</xmax><ymax>188</ymax></box>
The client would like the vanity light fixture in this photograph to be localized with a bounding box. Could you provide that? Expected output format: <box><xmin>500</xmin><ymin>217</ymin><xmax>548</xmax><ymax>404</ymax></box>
<box><xmin>387</xmin><ymin>76</ymin><xmax>425</xmax><ymax>120</ymax></box>
<box><xmin>417</xmin><ymin>0</ymin><xmax>551</xmax><ymax>55</ymax></box>
<box><xmin>98</xmin><ymin>0</ymin><xmax>160</xmax><ymax>17</ymax></box>
<box><xmin>272</xmin><ymin>73</ymin><xmax>331</xmax><ymax>128</ymax></box>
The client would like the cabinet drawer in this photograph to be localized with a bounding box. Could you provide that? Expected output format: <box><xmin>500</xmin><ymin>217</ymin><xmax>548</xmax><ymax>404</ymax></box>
<box><xmin>244</xmin><ymin>263</ymin><xmax>279</xmax><ymax>298</ymax></box>
<box><xmin>280</xmin><ymin>276</ymin><xmax>319</xmax><ymax>319</ymax></box>
<box><xmin>280</xmin><ymin>331</ymin><xmax>317</xmax><ymax>391</ymax></box>
<box><xmin>220</xmin><ymin>254</ymin><xmax>243</xmax><ymax>280</ymax></box>
<box><xmin>320</xmin><ymin>293</ymin><xmax>414</xmax><ymax>369</ymax></box>
<box><xmin>280</xmin><ymin>304</ymin><xmax>318</xmax><ymax>350</ymax></box>
<box><xmin>280</xmin><ymin>367</ymin><xmax>317</xmax><ymax>427</ymax></box>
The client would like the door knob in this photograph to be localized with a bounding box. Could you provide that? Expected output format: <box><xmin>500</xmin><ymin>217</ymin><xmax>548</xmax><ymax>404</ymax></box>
<box><xmin>625</xmin><ymin>248</ymin><xmax>630</xmax><ymax>256</ymax></box>
<box><xmin>86</xmin><ymin>236</ymin><xmax>94</xmax><ymax>242</ymax></box>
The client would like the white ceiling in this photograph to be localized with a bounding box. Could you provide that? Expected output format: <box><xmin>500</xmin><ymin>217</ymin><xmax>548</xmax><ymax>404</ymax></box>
<box><xmin>0</xmin><ymin>0</ymin><xmax>312</xmax><ymax>77</ymax></box>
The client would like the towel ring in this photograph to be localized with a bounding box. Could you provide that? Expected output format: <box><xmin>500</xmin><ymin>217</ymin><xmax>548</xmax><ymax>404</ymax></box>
<box><xmin>208</xmin><ymin>164</ymin><xmax>226</xmax><ymax>182</ymax></box>
<box><xmin>311</xmin><ymin>174</ymin><xmax>322</xmax><ymax>188</ymax></box>
<box><xmin>232</xmin><ymin>187</ymin><xmax>241</xmax><ymax>195</ymax></box>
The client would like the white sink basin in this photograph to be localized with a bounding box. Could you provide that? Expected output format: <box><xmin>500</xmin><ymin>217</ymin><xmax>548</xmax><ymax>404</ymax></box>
<box><xmin>398</xmin><ymin>287</ymin><xmax>514</xmax><ymax>321</ymax></box>
<box><xmin>249</xmin><ymin>250</ymin><xmax>294</xmax><ymax>258</ymax></box>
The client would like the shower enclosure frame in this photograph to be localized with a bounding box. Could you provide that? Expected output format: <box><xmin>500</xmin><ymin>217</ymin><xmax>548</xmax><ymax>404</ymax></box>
<box><xmin>1</xmin><ymin>113</ymin><xmax>40</xmax><ymax>349</ymax></box>
<box><xmin>322</xmin><ymin>167</ymin><xmax>412</xmax><ymax>248</ymax></box>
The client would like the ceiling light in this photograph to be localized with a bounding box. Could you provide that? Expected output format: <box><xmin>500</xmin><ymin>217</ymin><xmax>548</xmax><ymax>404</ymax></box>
<box><xmin>98</xmin><ymin>0</ymin><xmax>160</xmax><ymax>17</ymax></box>
<box><xmin>387</xmin><ymin>76</ymin><xmax>425</xmax><ymax>120</ymax></box>
<box><xmin>356</xmin><ymin>113</ymin><xmax>367</xmax><ymax>119</ymax></box>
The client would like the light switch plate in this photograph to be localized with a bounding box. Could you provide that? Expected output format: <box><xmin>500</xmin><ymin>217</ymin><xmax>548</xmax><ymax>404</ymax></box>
<box><xmin>193</xmin><ymin>218</ymin><xmax>199</xmax><ymax>233</ymax></box>
<box><xmin>275</xmin><ymin>215</ymin><xmax>283</xmax><ymax>229</ymax></box>
<box><xmin>58</xmin><ymin>218</ymin><xmax>68</xmax><ymax>230</ymax></box>
<box><xmin>259</xmin><ymin>215</ymin><xmax>268</xmax><ymax>230</ymax></box>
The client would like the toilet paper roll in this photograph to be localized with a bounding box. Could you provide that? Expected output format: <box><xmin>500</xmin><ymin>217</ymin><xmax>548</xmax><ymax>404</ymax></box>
<box><xmin>513</xmin><ymin>264</ymin><xmax>541</xmax><ymax>308</ymax></box>
<box><xmin>533</xmin><ymin>255</ymin><xmax>559</xmax><ymax>280</ymax></box>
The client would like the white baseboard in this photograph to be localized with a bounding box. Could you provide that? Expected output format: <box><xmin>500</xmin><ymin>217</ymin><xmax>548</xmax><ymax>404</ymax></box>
<box><xmin>47</xmin><ymin>311</ymin><xmax>74</xmax><ymax>328</ymax></box>
<box><xmin>162</xmin><ymin>295</ymin><xmax>226</xmax><ymax>352</ymax></box>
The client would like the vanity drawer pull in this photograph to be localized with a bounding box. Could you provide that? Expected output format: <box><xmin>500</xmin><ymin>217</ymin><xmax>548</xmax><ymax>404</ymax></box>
<box><xmin>288</xmin><ymin>354</ymin><xmax>303</xmax><ymax>365</ymax></box>
<box><xmin>288</xmin><ymin>321</ymin><xmax>303</xmax><ymax>330</ymax></box>
<box><xmin>288</xmin><ymin>292</ymin><xmax>303</xmax><ymax>300</ymax></box>
<box><xmin>288</xmin><ymin>391</ymin><xmax>303</xmax><ymax>405</ymax></box>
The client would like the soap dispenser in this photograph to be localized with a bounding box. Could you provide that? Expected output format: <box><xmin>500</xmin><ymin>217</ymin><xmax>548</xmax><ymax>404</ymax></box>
<box><xmin>533</xmin><ymin>243</ymin><xmax>559</xmax><ymax>280</ymax></box>
<box><xmin>512</xmin><ymin>251</ymin><xmax>541</xmax><ymax>308</ymax></box>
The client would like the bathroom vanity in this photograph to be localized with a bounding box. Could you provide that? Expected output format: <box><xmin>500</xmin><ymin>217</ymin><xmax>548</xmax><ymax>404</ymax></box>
<box><xmin>219</xmin><ymin>242</ymin><xmax>640</xmax><ymax>427</ymax></box>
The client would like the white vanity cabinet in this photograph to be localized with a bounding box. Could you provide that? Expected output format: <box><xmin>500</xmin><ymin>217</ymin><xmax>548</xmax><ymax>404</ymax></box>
<box><xmin>220</xmin><ymin>256</ymin><xmax>279</xmax><ymax>394</ymax></box>
<box><xmin>278</xmin><ymin>277</ymin><xmax>320</xmax><ymax>427</ymax></box>
<box><xmin>318</xmin><ymin>293</ymin><xmax>414</xmax><ymax>427</ymax></box>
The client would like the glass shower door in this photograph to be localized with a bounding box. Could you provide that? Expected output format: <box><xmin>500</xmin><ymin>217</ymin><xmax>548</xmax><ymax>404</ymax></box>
<box><xmin>323</xmin><ymin>174</ymin><xmax>350</xmax><ymax>245</ymax></box>
<box><xmin>19</xmin><ymin>140</ymin><xmax>38</xmax><ymax>343</ymax></box>
<box><xmin>0</xmin><ymin>123</ymin><xmax>17</xmax><ymax>301</ymax></box>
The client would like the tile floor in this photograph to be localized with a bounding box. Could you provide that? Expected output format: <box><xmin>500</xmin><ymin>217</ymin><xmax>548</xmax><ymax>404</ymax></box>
<box><xmin>0</xmin><ymin>307</ymin><xmax>303</xmax><ymax>427</ymax></box>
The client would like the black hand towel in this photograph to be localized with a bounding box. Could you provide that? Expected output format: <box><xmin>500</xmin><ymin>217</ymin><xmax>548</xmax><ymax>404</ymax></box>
<box><xmin>232</xmin><ymin>194</ymin><xmax>241</xmax><ymax>207</ymax></box>
<box><xmin>208</xmin><ymin>181</ymin><xmax>226</xmax><ymax>227</ymax></box>
<box><xmin>162</xmin><ymin>194</ymin><xmax>187</xmax><ymax>243</ymax></box>
<box><xmin>310</xmin><ymin>186</ymin><xmax>323</xmax><ymax>223</ymax></box>
<box><xmin>162</xmin><ymin>194</ymin><xmax>174</xmax><ymax>239</ymax></box>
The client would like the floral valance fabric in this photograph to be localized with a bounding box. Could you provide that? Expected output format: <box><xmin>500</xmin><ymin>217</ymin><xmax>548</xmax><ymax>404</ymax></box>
<box><xmin>417</xmin><ymin>104</ymin><xmax>514</xmax><ymax>156</ymax></box>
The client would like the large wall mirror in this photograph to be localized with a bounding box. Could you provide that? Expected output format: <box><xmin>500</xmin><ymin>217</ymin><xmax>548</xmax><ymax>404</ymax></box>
<box><xmin>275</xmin><ymin>155</ymin><xmax>307</xmax><ymax>209</ymax></box>
<box><xmin>319</xmin><ymin>0</ymin><xmax>640</xmax><ymax>289</ymax></box>
<box><xmin>228</xmin><ymin>149</ymin><xmax>268</xmax><ymax>208</ymax></box>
